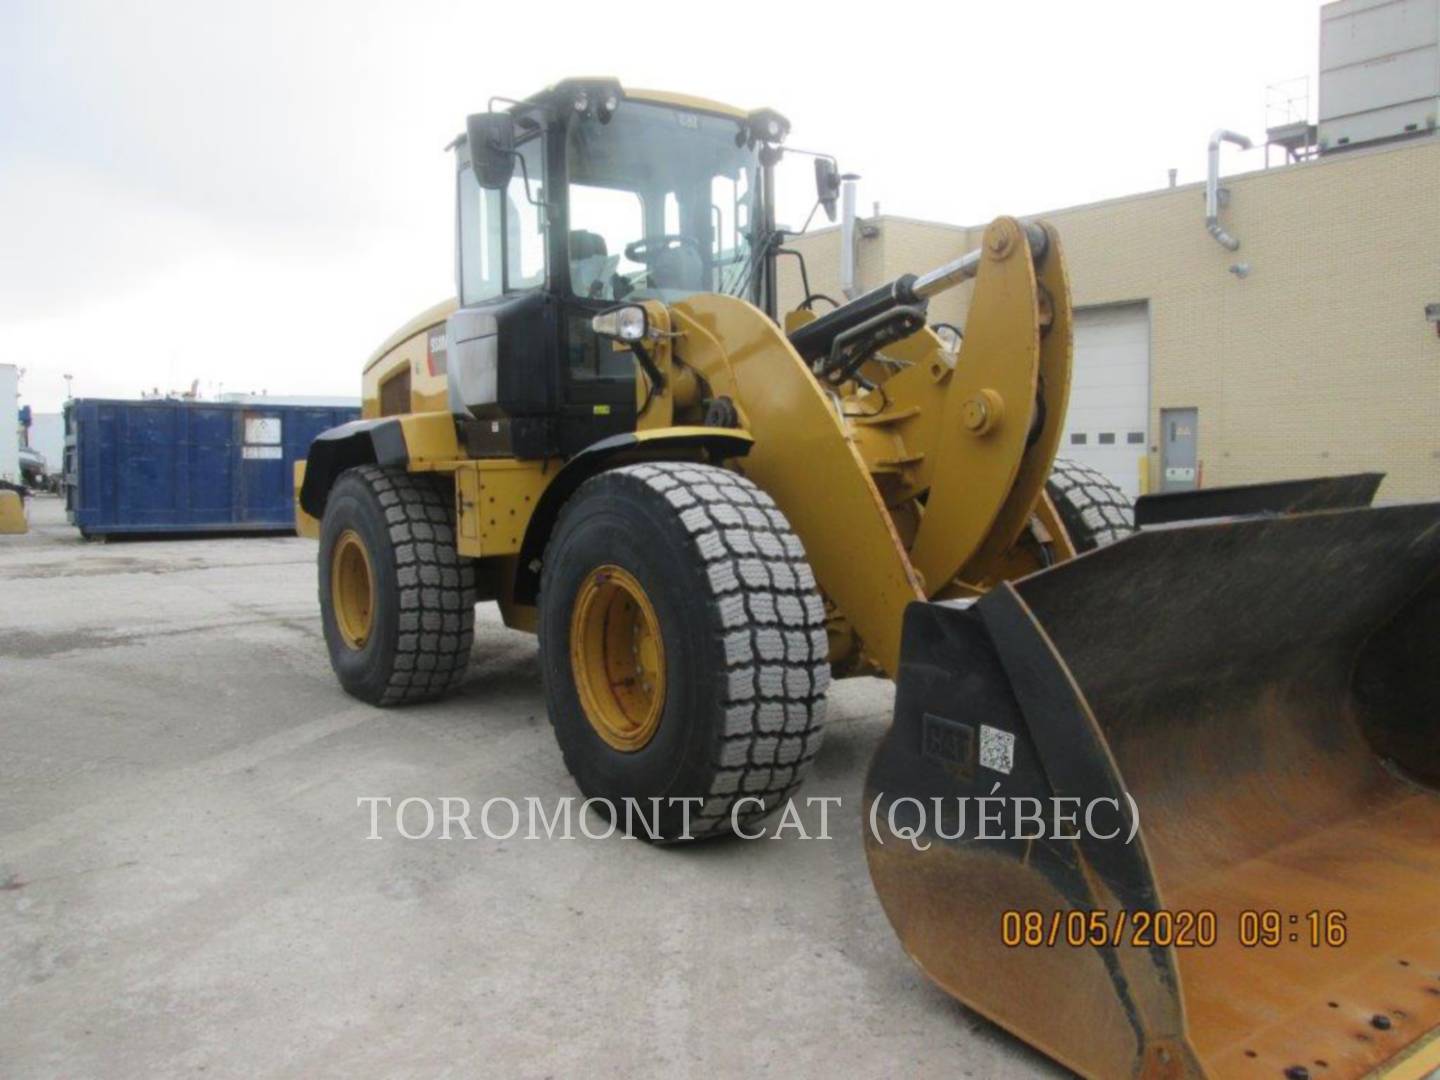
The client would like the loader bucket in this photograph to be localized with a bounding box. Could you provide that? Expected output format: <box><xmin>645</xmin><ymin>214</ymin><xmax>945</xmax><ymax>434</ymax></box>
<box><xmin>865</xmin><ymin>503</ymin><xmax>1440</xmax><ymax>1079</ymax></box>
<box><xmin>1133</xmin><ymin>472</ymin><xmax>1384</xmax><ymax>528</ymax></box>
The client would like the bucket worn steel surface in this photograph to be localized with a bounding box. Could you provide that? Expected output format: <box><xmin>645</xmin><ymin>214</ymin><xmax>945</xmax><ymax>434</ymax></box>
<box><xmin>1133</xmin><ymin>473</ymin><xmax>1384</xmax><ymax>528</ymax></box>
<box><xmin>866</xmin><ymin>503</ymin><xmax>1440</xmax><ymax>1078</ymax></box>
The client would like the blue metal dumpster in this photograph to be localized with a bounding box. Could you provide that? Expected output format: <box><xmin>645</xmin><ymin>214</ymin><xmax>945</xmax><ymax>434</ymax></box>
<box><xmin>64</xmin><ymin>399</ymin><xmax>360</xmax><ymax>537</ymax></box>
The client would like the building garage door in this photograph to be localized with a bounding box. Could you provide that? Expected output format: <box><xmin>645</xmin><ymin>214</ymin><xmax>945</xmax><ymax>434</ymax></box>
<box><xmin>1063</xmin><ymin>303</ymin><xmax>1150</xmax><ymax>500</ymax></box>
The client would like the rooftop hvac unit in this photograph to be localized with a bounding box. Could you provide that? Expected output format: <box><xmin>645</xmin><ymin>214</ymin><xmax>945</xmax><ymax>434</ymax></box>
<box><xmin>1319</xmin><ymin>0</ymin><xmax>1440</xmax><ymax>151</ymax></box>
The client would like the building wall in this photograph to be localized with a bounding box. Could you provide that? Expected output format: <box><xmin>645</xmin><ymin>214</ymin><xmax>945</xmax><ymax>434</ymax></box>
<box><xmin>27</xmin><ymin>413</ymin><xmax>65</xmax><ymax>474</ymax></box>
<box><xmin>784</xmin><ymin>136</ymin><xmax>1440</xmax><ymax>500</ymax></box>
<box><xmin>778</xmin><ymin>217</ymin><xmax>973</xmax><ymax>331</ymax></box>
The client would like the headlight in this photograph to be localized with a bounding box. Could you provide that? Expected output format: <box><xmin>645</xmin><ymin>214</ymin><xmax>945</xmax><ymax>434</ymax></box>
<box><xmin>744</xmin><ymin>108</ymin><xmax>790</xmax><ymax>145</ymax></box>
<box><xmin>591</xmin><ymin>305</ymin><xmax>649</xmax><ymax>342</ymax></box>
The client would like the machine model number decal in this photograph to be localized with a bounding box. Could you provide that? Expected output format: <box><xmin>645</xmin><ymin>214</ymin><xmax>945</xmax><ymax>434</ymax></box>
<box><xmin>427</xmin><ymin>328</ymin><xmax>448</xmax><ymax>376</ymax></box>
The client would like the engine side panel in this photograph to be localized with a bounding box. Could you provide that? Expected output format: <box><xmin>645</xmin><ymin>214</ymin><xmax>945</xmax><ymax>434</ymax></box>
<box><xmin>361</xmin><ymin>299</ymin><xmax>455</xmax><ymax>418</ymax></box>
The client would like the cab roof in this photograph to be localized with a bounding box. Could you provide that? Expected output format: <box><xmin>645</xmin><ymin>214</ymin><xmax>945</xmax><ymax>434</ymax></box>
<box><xmin>528</xmin><ymin>78</ymin><xmax>770</xmax><ymax>124</ymax></box>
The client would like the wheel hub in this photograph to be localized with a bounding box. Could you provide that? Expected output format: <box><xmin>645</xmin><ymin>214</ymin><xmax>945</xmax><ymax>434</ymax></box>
<box><xmin>569</xmin><ymin>564</ymin><xmax>666</xmax><ymax>752</ymax></box>
<box><xmin>331</xmin><ymin>528</ymin><xmax>376</xmax><ymax>650</ymax></box>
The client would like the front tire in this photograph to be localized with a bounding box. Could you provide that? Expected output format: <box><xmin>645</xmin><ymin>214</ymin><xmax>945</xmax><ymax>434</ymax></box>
<box><xmin>538</xmin><ymin>462</ymin><xmax>829</xmax><ymax>841</ymax></box>
<box><xmin>1045</xmin><ymin>457</ymin><xmax>1135</xmax><ymax>552</ymax></box>
<box><xmin>318</xmin><ymin>465</ymin><xmax>476</xmax><ymax>705</ymax></box>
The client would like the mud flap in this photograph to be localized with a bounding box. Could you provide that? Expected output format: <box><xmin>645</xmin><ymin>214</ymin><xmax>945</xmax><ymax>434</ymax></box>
<box><xmin>865</xmin><ymin>503</ymin><xmax>1440</xmax><ymax>1079</ymax></box>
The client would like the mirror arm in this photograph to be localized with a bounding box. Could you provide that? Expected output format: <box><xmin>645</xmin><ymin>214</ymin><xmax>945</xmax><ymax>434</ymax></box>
<box><xmin>796</xmin><ymin>198</ymin><xmax>823</xmax><ymax>235</ymax></box>
<box><xmin>509</xmin><ymin>150</ymin><xmax>544</xmax><ymax>209</ymax></box>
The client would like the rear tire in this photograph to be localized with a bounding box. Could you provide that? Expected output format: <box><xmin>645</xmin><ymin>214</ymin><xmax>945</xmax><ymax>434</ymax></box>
<box><xmin>1045</xmin><ymin>457</ymin><xmax>1134</xmax><ymax>552</ymax></box>
<box><xmin>538</xmin><ymin>462</ymin><xmax>829</xmax><ymax>842</ymax></box>
<box><xmin>318</xmin><ymin>465</ymin><xmax>476</xmax><ymax>705</ymax></box>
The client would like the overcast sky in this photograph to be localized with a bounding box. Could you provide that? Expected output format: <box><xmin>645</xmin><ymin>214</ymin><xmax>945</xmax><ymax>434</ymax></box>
<box><xmin>1</xmin><ymin>0</ymin><xmax>1329</xmax><ymax>413</ymax></box>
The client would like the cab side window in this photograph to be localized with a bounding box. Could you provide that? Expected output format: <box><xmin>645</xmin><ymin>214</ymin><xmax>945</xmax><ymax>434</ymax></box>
<box><xmin>457</xmin><ymin>133</ymin><xmax>546</xmax><ymax>304</ymax></box>
<box><xmin>506</xmin><ymin>136</ymin><xmax>546</xmax><ymax>290</ymax></box>
<box><xmin>458</xmin><ymin>167</ymin><xmax>502</xmax><ymax>305</ymax></box>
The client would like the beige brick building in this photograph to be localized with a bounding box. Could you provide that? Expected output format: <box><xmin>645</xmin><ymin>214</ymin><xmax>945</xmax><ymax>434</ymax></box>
<box><xmin>781</xmin><ymin>134</ymin><xmax>1440</xmax><ymax>501</ymax></box>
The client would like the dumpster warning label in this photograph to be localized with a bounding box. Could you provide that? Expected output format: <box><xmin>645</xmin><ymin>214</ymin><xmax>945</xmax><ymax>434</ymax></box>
<box><xmin>244</xmin><ymin>416</ymin><xmax>282</xmax><ymax>444</ymax></box>
<box><xmin>243</xmin><ymin>415</ymin><xmax>282</xmax><ymax>459</ymax></box>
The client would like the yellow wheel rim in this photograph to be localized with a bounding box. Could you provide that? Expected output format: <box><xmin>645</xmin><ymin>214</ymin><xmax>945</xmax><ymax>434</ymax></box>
<box><xmin>569</xmin><ymin>564</ymin><xmax>667</xmax><ymax>752</ymax></box>
<box><xmin>331</xmin><ymin>529</ymin><xmax>376</xmax><ymax>650</ymax></box>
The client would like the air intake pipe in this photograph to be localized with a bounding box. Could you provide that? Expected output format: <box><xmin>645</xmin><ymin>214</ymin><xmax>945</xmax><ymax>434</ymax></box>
<box><xmin>1206</xmin><ymin>129</ymin><xmax>1253</xmax><ymax>252</ymax></box>
<box><xmin>840</xmin><ymin>174</ymin><xmax>861</xmax><ymax>300</ymax></box>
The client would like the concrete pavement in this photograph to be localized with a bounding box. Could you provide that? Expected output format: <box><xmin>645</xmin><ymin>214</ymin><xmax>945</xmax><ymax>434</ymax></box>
<box><xmin>0</xmin><ymin>495</ymin><xmax>1058</xmax><ymax>1079</ymax></box>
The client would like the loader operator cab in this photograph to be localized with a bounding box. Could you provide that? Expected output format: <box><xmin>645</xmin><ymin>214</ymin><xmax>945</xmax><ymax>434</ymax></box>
<box><xmin>447</xmin><ymin>79</ymin><xmax>790</xmax><ymax>456</ymax></box>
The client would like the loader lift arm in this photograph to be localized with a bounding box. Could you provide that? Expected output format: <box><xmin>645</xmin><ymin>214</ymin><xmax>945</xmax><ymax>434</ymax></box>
<box><xmin>654</xmin><ymin>216</ymin><xmax>1069</xmax><ymax>675</ymax></box>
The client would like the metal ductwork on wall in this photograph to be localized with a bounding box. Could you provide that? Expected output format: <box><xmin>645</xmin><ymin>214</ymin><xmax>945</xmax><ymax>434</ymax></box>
<box><xmin>839</xmin><ymin>174</ymin><xmax>860</xmax><ymax>299</ymax></box>
<box><xmin>1206</xmin><ymin>129</ymin><xmax>1253</xmax><ymax>251</ymax></box>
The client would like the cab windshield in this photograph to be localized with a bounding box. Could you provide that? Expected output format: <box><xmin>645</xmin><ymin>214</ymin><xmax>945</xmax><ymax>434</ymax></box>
<box><xmin>566</xmin><ymin>101</ymin><xmax>761</xmax><ymax>304</ymax></box>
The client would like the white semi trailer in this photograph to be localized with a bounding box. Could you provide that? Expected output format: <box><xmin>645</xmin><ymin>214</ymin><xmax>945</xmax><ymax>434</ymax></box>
<box><xmin>0</xmin><ymin>364</ymin><xmax>19</xmax><ymax>487</ymax></box>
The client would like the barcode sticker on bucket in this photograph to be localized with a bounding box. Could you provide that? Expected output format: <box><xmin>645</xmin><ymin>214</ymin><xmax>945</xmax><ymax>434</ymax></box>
<box><xmin>979</xmin><ymin>725</ymin><xmax>1015</xmax><ymax>775</ymax></box>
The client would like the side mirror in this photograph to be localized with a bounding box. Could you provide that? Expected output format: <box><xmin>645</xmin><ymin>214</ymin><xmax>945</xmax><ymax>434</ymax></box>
<box><xmin>814</xmin><ymin>158</ymin><xmax>841</xmax><ymax>222</ymax></box>
<box><xmin>466</xmin><ymin>112</ymin><xmax>516</xmax><ymax>190</ymax></box>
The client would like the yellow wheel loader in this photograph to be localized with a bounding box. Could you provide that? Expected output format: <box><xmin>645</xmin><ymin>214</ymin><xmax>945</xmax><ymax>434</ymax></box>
<box><xmin>297</xmin><ymin>79</ymin><xmax>1440</xmax><ymax>1079</ymax></box>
